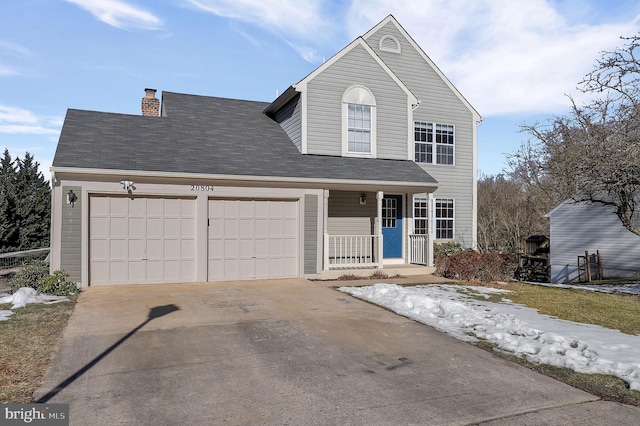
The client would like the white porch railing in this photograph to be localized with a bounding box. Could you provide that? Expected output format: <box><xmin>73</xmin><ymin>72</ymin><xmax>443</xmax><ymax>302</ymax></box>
<box><xmin>409</xmin><ymin>234</ymin><xmax>429</xmax><ymax>266</ymax></box>
<box><xmin>326</xmin><ymin>235</ymin><xmax>379</xmax><ymax>268</ymax></box>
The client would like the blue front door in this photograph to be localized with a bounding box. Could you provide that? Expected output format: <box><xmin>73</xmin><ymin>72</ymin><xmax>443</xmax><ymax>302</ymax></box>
<box><xmin>382</xmin><ymin>195</ymin><xmax>402</xmax><ymax>258</ymax></box>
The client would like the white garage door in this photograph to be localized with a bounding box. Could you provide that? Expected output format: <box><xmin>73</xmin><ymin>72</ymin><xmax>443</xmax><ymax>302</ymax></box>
<box><xmin>208</xmin><ymin>199</ymin><xmax>298</xmax><ymax>281</ymax></box>
<box><xmin>90</xmin><ymin>196</ymin><xmax>196</xmax><ymax>285</ymax></box>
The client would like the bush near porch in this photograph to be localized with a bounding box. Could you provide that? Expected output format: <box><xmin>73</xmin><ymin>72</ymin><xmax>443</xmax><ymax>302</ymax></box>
<box><xmin>435</xmin><ymin>251</ymin><xmax>518</xmax><ymax>283</ymax></box>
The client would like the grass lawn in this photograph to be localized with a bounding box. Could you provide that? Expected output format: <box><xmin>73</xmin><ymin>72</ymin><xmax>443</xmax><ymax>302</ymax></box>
<box><xmin>0</xmin><ymin>297</ymin><xmax>76</xmax><ymax>403</ymax></box>
<box><xmin>466</xmin><ymin>281</ymin><xmax>640</xmax><ymax>406</ymax></box>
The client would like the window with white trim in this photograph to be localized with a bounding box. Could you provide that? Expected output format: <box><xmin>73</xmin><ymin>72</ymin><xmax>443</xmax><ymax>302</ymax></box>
<box><xmin>434</xmin><ymin>198</ymin><xmax>454</xmax><ymax>239</ymax></box>
<box><xmin>348</xmin><ymin>104</ymin><xmax>371</xmax><ymax>154</ymax></box>
<box><xmin>413</xmin><ymin>197</ymin><xmax>428</xmax><ymax>235</ymax></box>
<box><xmin>414</xmin><ymin>122</ymin><xmax>455</xmax><ymax>165</ymax></box>
<box><xmin>342</xmin><ymin>85</ymin><xmax>376</xmax><ymax>157</ymax></box>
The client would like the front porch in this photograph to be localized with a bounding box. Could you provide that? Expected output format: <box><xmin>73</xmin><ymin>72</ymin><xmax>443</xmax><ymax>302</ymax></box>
<box><xmin>320</xmin><ymin>190</ymin><xmax>435</xmax><ymax>273</ymax></box>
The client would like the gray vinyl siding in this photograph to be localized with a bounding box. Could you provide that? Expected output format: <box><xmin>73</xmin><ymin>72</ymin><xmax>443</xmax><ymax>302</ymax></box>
<box><xmin>366</xmin><ymin>22</ymin><xmax>476</xmax><ymax>247</ymax></box>
<box><xmin>304</xmin><ymin>194</ymin><xmax>318</xmax><ymax>274</ymax></box>
<box><xmin>549</xmin><ymin>201</ymin><xmax>640</xmax><ymax>283</ymax></box>
<box><xmin>272</xmin><ymin>94</ymin><xmax>302</xmax><ymax>151</ymax></box>
<box><xmin>306</xmin><ymin>44</ymin><xmax>409</xmax><ymax>159</ymax></box>
<box><xmin>327</xmin><ymin>191</ymin><xmax>377</xmax><ymax>236</ymax></box>
<box><xmin>61</xmin><ymin>186</ymin><xmax>81</xmax><ymax>282</ymax></box>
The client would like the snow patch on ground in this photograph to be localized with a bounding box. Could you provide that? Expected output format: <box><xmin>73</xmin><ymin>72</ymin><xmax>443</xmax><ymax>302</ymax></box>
<box><xmin>534</xmin><ymin>282</ymin><xmax>640</xmax><ymax>295</ymax></box>
<box><xmin>0</xmin><ymin>287</ymin><xmax>70</xmax><ymax>319</ymax></box>
<box><xmin>340</xmin><ymin>283</ymin><xmax>640</xmax><ymax>391</ymax></box>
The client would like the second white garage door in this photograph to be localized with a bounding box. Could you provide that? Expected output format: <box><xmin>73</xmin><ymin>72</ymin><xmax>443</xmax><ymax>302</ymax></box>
<box><xmin>208</xmin><ymin>199</ymin><xmax>298</xmax><ymax>281</ymax></box>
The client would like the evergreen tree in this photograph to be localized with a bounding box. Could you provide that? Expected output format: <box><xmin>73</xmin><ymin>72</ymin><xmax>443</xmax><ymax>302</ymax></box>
<box><xmin>15</xmin><ymin>153</ymin><xmax>51</xmax><ymax>249</ymax></box>
<box><xmin>0</xmin><ymin>149</ymin><xmax>19</xmax><ymax>251</ymax></box>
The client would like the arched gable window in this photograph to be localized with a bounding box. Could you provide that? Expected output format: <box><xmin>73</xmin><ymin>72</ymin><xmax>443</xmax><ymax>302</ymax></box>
<box><xmin>379</xmin><ymin>35</ymin><xmax>401</xmax><ymax>53</ymax></box>
<box><xmin>342</xmin><ymin>85</ymin><xmax>377</xmax><ymax>157</ymax></box>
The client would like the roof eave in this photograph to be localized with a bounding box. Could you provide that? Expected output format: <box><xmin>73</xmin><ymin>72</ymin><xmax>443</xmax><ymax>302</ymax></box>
<box><xmin>50</xmin><ymin>166</ymin><xmax>438</xmax><ymax>193</ymax></box>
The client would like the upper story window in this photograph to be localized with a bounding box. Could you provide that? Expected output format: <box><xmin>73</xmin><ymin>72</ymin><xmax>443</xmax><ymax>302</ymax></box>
<box><xmin>414</xmin><ymin>121</ymin><xmax>455</xmax><ymax>165</ymax></box>
<box><xmin>348</xmin><ymin>104</ymin><xmax>371</xmax><ymax>153</ymax></box>
<box><xmin>342</xmin><ymin>85</ymin><xmax>376</xmax><ymax>157</ymax></box>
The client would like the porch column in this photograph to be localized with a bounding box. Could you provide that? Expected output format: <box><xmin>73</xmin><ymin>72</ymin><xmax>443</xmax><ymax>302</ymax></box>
<box><xmin>427</xmin><ymin>192</ymin><xmax>435</xmax><ymax>267</ymax></box>
<box><xmin>323</xmin><ymin>189</ymin><xmax>330</xmax><ymax>271</ymax></box>
<box><xmin>376</xmin><ymin>190</ymin><xmax>384</xmax><ymax>269</ymax></box>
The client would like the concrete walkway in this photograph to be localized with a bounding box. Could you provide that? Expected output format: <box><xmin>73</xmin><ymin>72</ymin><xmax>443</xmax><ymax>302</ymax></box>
<box><xmin>36</xmin><ymin>278</ymin><xmax>640</xmax><ymax>425</ymax></box>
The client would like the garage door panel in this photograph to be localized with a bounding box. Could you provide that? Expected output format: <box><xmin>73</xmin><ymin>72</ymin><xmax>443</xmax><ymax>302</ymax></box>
<box><xmin>164</xmin><ymin>199</ymin><xmax>182</xmax><ymax>216</ymax></box>
<box><xmin>239</xmin><ymin>239</ymin><xmax>253</xmax><ymax>257</ymax></box>
<box><xmin>128</xmin><ymin>198</ymin><xmax>146</xmax><ymax>216</ymax></box>
<box><xmin>109</xmin><ymin>239</ymin><xmax>127</xmax><ymax>260</ymax></box>
<box><xmin>128</xmin><ymin>262</ymin><xmax>146</xmax><ymax>281</ymax></box>
<box><xmin>146</xmin><ymin>261</ymin><xmax>163</xmax><ymax>280</ymax></box>
<box><xmin>90</xmin><ymin>217</ymin><xmax>108</xmax><ymax>238</ymax></box>
<box><xmin>128</xmin><ymin>239</ymin><xmax>145</xmax><ymax>259</ymax></box>
<box><xmin>90</xmin><ymin>197</ymin><xmax>108</xmax><ymax>215</ymax></box>
<box><xmin>283</xmin><ymin>239</ymin><xmax>297</xmax><ymax>257</ymax></box>
<box><xmin>224</xmin><ymin>201</ymin><xmax>240</xmax><ymax>217</ymax></box>
<box><xmin>239</xmin><ymin>218</ymin><xmax>254</xmax><ymax>237</ymax></box>
<box><xmin>181</xmin><ymin>260</ymin><xmax>195</xmax><ymax>279</ymax></box>
<box><xmin>90</xmin><ymin>196</ymin><xmax>196</xmax><ymax>285</ymax></box>
<box><xmin>181</xmin><ymin>218</ymin><xmax>196</xmax><ymax>237</ymax></box>
<box><xmin>254</xmin><ymin>219</ymin><xmax>268</xmax><ymax>238</ymax></box>
<box><xmin>146</xmin><ymin>198</ymin><xmax>163</xmax><ymax>215</ymax></box>
<box><xmin>110</xmin><ymin>217</ymin><xmax>127</xmax><ymax>237</ymax></box>
<box><xmin>224</xmin><ymin>240</ymin><xmax>239</xmax><ymax>257</ymax></box>
<box><xmin>181</xmin><ymin>240</ymin><xmax>195</xmax><ymax>258</ymax></box>
<box><xmin>209</xmin><ymin>240</ymin><xmax>223</xmax><ymax>258</ymax></box>
<box><xmin>146</xmin><ymin>238</ymin><xmax>162</xmax><ymax>259</ymax></box>
<box><xmin>224</xmin><ymin>218</ymin><xmax>239</xmax><ymax>237</ymax></box>
<box><xmin>91</xmin><ymin>239</ymin><xmax>108</xmax><ymax>260</ymax></box>
<box><xmin>283</xmin><ymin>257</ymin><xmax>297</xmax><ymax>276</ymax></box>
<box><xmin>163</xmin><ymin>218</ymin><xmax>180</xmax><ymax>237</ymax></box>
<box><xmin>254</xmin><ymin>239</ymin><xmax>268</xmax><ymax>257</ymax></box>
<box><xmin>109</xmin><ymin>261</ymin><xmax>127</xmax><ymax>281</ymax></box>
<box><xmin>128</xmin><ymin>218</ymin><xmax>145</xmax><ymax>237</ymax></box>
<box><xmin>283</xmin><ymin>218</ymin><xmax>297</xmax><ymax>237</ymax></box>
<box><xmin>208</xmin><ymin>199</ymin><xmax>298</xmax><ymax>281</ymax></box>
<box><xmin>163</xmin><ymin>239</ymin><xmax>180</xmax><ymax>259</ymax></box>
<box><xmin>269</xmin><ymin>239</ymin><xmax>283</xmax><ymax>257</ymax></box>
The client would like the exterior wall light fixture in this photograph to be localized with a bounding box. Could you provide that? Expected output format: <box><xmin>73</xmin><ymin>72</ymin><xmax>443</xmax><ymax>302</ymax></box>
<box><xmin>67</xmin><ymin>190</ymin><xmax>78</xmax><ymax>208</ymax></box>
<box><xmin>359</xmin><ymin>193</ymin><xmax>367</xmax><ymax>205</ymax></box>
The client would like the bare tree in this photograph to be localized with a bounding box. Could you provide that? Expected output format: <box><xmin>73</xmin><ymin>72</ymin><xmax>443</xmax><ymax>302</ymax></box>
<box><xmin>521</xmin><ymin>34</ymin><xmax>640</xmax><ymax>236</ymax></box>
<box><xmin>477</xmin><ymin>174</ymin><xmax>552</xmax><ymax>253</ymax></box>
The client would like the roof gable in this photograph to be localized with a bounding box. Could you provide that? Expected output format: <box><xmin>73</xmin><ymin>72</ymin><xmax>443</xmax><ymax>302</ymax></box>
<box><xmin>363</xmin><ymin>15</ymin><xmax>481</xmax><ymax>121</ymax></box>
<box><xmin>292</xmin><ymin>37</ymin><xmax>418</xmax><ymax>105</ymax></box>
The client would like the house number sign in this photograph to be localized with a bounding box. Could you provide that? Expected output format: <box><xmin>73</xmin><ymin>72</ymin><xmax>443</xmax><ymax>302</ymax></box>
<box><xmin>190</xmin><ymin>185</ymin><xmax>215</xmax><ymax>191</ymax></box>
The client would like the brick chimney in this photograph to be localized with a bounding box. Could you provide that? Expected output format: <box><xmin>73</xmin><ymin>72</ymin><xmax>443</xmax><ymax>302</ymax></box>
<box><xmin>141</xmin><ymin>88</ymin><xmax>159</xmax><ymax>117</ymax></box>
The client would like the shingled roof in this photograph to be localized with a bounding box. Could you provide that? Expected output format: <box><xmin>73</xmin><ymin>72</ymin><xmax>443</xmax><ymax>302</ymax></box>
<box><xmin>52</xmin><ymin>91</ymin><xmax>437</xmax><ymax>186</ymax></box>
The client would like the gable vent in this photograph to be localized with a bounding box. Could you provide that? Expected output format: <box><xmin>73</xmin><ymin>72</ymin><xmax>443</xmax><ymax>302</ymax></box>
<box><xmin>379</xmin><ymin>35</ymin><xmax>401</xmax><ymax>53</ymax></box>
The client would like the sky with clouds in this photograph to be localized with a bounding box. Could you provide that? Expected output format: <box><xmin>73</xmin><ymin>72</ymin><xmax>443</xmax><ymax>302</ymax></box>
<box><xmin>2</xmin><ymin>0</ymin><xmax>640</xmax><ymax>181</ymax></box>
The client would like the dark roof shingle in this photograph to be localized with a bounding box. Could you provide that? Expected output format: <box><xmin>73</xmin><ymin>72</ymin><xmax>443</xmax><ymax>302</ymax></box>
<box><xmin>53</xmin><ymin>92</ymin><xmax>437</xmax><ymax>186</ymax></box>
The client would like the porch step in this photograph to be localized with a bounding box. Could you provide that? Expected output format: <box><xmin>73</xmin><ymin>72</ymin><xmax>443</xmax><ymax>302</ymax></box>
<box><xmin>318</xmin><ymin>265</ymin><xmax>435</xmax><ymax>280</ymax></box>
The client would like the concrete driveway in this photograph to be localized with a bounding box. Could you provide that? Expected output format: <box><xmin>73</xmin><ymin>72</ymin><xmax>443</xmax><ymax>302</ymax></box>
<box><xmin>35</xmin><ymin>279</ymin><xmax>640</xmax><ymax>425</ymax></box>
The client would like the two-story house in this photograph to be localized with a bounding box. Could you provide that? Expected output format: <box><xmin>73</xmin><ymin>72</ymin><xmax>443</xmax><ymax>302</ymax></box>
<box><xmin>49</xmin><ymin>15</ymin><xmax>481</xmax><ymax>286</ymax></box>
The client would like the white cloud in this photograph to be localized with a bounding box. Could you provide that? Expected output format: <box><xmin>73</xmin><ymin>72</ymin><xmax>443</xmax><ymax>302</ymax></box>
<box><xmin>0</xmin><ymin>65</ymin><xmax>17</xmax><ymax>77</ymax></box>
<box><xmin>66</xmin><ymin>0</ymin><xmax>163</xmax><ymax>30</ymax></box>
<box><xmin>0</xmin><ymin>41</ymin><xmax>32</xmax><ymax>57</ymax></box>
<box><xmin>184</xmin><ymin>0</ymin><xmax>331</xmax><ymax>62</ymax></box>
<box><xmin>345</xmin><ymin>0</ymin><xmax>640</xmax><ymax>116</ymax></box>
<box><xmin>0</xmin><ymin>105</ymin><xmax>61</xmax><ymax>136</ymax></box>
